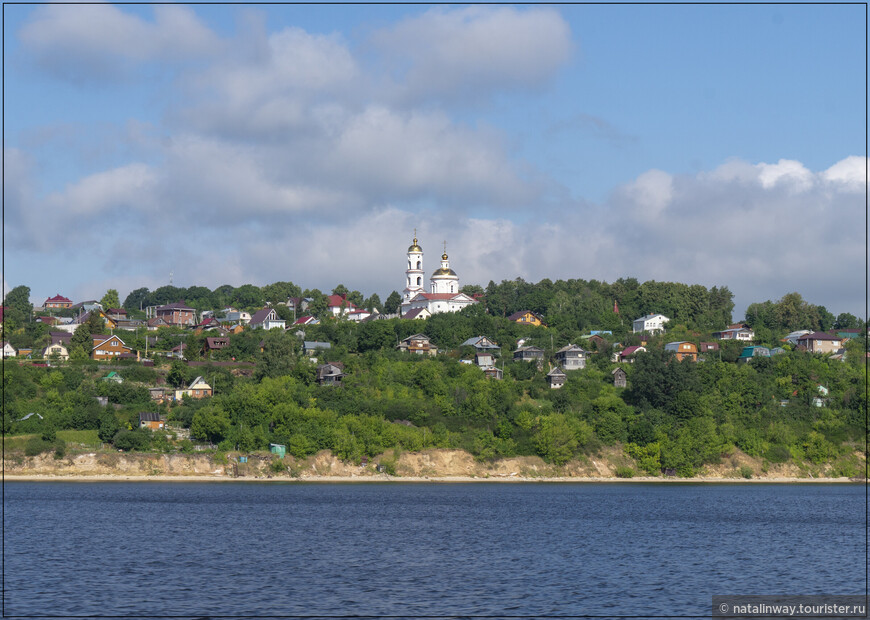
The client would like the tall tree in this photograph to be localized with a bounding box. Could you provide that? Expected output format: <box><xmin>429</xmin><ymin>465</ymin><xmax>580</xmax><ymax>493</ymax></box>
<box><xmin>123</xmin><ymin>287</ymin><xmax>150</xmax><ymax>311</ymax></box>
<box><xmin>2</xmin><ymin>285</ymin><xmax>31</xmax><ymax>327</ymax></box>
<box><xmin>100</xmin><ymin>289</ymin><xmax>120</xmax><ymax>310</ymax></box>
<box><xmin>384</xmin><ymin>291</ymin><xmax>402</xmax><ymax>315</ymax></box>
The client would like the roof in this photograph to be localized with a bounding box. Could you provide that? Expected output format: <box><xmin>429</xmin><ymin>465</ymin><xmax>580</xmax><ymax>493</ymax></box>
<box><xmin>45</xmin><ymin>294</ymin><xmax>72</xmax><ymax>303</ymax></box>
<box><xmin>205</xmin><ymin>337</ymin><xmax>229</xmax><ymax>348</ymax></box>
<box><xmin>634</xmin><ymin>313</ymin><xmax>669</xmax><ymax>322</ymax></box>
<box><xmin>461</xmin><ymin>336</ymin><xmax>500</xmax><ymax>349</ymax></box>
<box><xmin>547</xmin><ymin>366</ymin><xmax>566</xmax><ymax>377</ymax></box>
<box><xmin>402</xmin><ymin>333</ymin><xmax>430</xmax><ymax>342</ymax></box>
<box><xmin>556</xmin><ymin>344</ymin><xmax>586</xmax><ymax>354</ymax></box>
<box><xmin>293</xmin><ymin>316</ymin><xmax>318</xmax><ymax>325</ymax></box>
<box><xmin>303</xmin><ymin>341</ymin><xmax>331</xmax><ymax>349</ymax></box>
<box><xmin>249</xmin><ymin>307</ymin><xmax>275</xmax><ymax>325</ymax></box>
<box><xmin>410</xmin><ymin>292</ymin><xmax>472</xmax><ymax>301</ymax></box>
<box><xmin>797</xmin><ymin>331</ymin><xmax>840</xmax><ymax>341</ymax></box>
<box><xmin>620</xmin><ymin>346</ymin><xmax>645</xmax><ymax>356</ymax></box>
<box><xmin>514</xmin><ymin>345</ymin><xmax>544</xmax><ymax>353</ymax></box>
<box><xmin>402</xmin><ymin>308</ymin><xmax>429</xmax><ymax>320</ymax></box>
<box><xmin>188</xmin><ymin>376</ymin><xmax>210</xmax><ymax>389</ymax></box>
<box><xmin>157</xmin><ymin>301</ymin><xmax>194</xmax><ymax>311</ymax></box>
<box><xmin>506</xmin><ymin>310</ymin><xmax>544</xmax><ymax>322</ymax></box>
<box><xmin>139</xmin><ymin>411</ymin><xmax>161</xmax><ymax>422</ymax></box>
<box><xmin>327</xmin><ymin>294</ymin><xmax>358</xmax><ymax>309</ymax></box>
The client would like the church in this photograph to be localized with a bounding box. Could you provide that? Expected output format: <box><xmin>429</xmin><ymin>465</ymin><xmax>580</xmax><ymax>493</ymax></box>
<box><xmin>401</xmin><ymin>233</ymin><xmax>477</xmax><ymax>318</ymax></box>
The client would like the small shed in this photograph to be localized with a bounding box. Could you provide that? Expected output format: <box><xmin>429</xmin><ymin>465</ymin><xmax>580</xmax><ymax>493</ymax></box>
<box><xmin>546</xmin><ymin>366</ymin><xmax>566</xmax><ymax>389</ymax></box>
<box><xmin>138</xmin><ymin>411</ymin><xmax>164</xmax><ymax>430</ymax></box>
<box><xmin>270</xmin><ymin>443</ymin><xmax>286</xmax><ymax>458</ymax></box>
<box><xmin>612</xmin><ymin>367</ymin><xmax>627</xmax><ymax>388</ymax></box>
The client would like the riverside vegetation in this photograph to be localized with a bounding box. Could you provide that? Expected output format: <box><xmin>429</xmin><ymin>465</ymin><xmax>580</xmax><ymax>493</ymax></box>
<box><xmin>3</xmin><ymin>278</ymin><xmax>867</xmax><ymax>478</ymax></box>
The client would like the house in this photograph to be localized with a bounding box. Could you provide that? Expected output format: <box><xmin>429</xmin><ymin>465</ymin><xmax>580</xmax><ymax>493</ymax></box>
<box><xmin>513</xmin><ymin>346</ymin><xmax>545</xmax><ymax>363</ymax></box>
<box><xmin>403</xmin><ymin>291</ymin><xmax>477</xmax><ymax>316</ymax></box>
<box><xmin>35</xmin><ymin>316</ymin><xmax>60</xmax><ymax>326</ymax></box>
<box><xmin>146</xmin><ymin>317</ymin><xmax>170</xmax><ymax>331</ymax></box>
<box><xmin>156</xmin><ymin>301</ymin><xmax>196</xmax><ymax>327</ymax></box>
<box><xmin>316</xmin><ymin>362</ymin><xmax>345</xmax><ymax>386</ymax></box>
<box><xmin>555</xmin><ymin>344</ymin><xmax>587</xmax><ymax>370</ymax></box>
<box><xmin>175</xmin><ymin>376</ymin><xmax>212</xmax><ymax>400</ymax></box>
<box><xmin>632</xmin><ymin>314</ymin><xmax>670</xmax><ymax>334</ymax></box>
<box><xmin>474</xmin><ymin>352</ymin><xmax>495</xmax><ymax>368</ymax></box>
<box><xmin>482</xmin><ymin>366</ymin><xmax>503</xmax><ymax>380</ymax></box>
<box><xmin>249</xmin><ymin>307</ymin><xmax>286</xmax><ymax>330</ymax></box>
<box><xmin>106</xmin><ymin>308</ymin><xmax>127</xmax><ymax>320</ymax></box>
<box><xmin>783</xmin><ymin>330</ymin><xmax>812</xmax><ymax>346</ymax></box>
<box><xmin>614</xmin><ymin>345</ymin><xmax>647</xmax><ymax>363</ymax></box>
<box><xmin>397</xmin><ymin>334</ymin><xmax>437</xmax><ymax>356</ymax></box>
<box><xmin>664</xmin><ymin>341</ymin><xmax>698</xmax><ymax>362</ymax></box>
<box><xmin>194</xmin><ymin>317</ymin><xmax>224</xmax><ymax>333</ymax></box>
<box><xmin>612</xmin><ymin>367</ymin><xmax>627</xmax><ymax>388</ymax></box>
<box><xmin>546</xmin><ymin>366</ymin><xmax>566</xmax><ymax>389</ymax></box>
<box><xmin>699</xmin><ymin>342</ymin><xmax>719</xmax><ymax>353</ymax></box>
<box><xmin>149</xmin><ymin>388</ymin><xmax>171</xmax><ymax>403</ymax></box>
<box><xmin>712</xmin><ymin>327</ymin><xmax>755</xmax><ymax>341</ymax></box>
<box><xmin>1</xmin><ymin>342</ymin><xmax>17</xmax><ymax>358</ymax></box>
<box><xmin>17</xmin><ymin>348</ymin><xmax>33</xmax><ymax>358</ymax></box>
<box><xmin>75</xmin><ymin>309</ymin><xmax>117</xmax><ymax>330</ymax></box>
<box><xmin>203</xmin><ymin>337</ymin><xmax>229</xmax><ymax>357</ymax></box>
<box><xmin>90</xmin><ymin>335</ymin><xmax>132</xmax><ymax>360</ymax></box>
<box><xmin>113</xmin><ymin>319</ymin><xmax>144</xmax><ymax>331</ymax></box>
<box><xmin>326</xmin><ymin>294</ymin><xmax>363</xmax><ymax>318</ymax></box>
<box><xmin>44</xmin><ymin>294</ymin><xmax>73</xmax><ymax>309</ymax></box>
<box><xmin>71</xmin><ymin>300</ymin><xmax>102</xmax><ymax>313</ymax></box>
<box><xmin>168</xmin><ymin>343</ymin><xmax>187</xmax><ymax>359</ymax></box>
<box><xmin>796</xmin><ymin>332</ymin><xmax>842</xmax><ymax>355</ymax></box>
<box><xmin>346</xmin><ymin>308</ymin><xmax>372</xmax><ymax>322</ymax></box>
<box><xmin>303</xmin><ymin>341</ymin><xmax>332</xmax><ymax>356</ymax></box>
<box><xmin>737</xmin><ymin>346</ymin><xmax>771</xmax><ymax>363</ymax></box>
<box><xmin>506</xmin><ymin>310</ymin><xmax>546</xmax><ymax>327</ymax></box>
<box><xmin>402</xmin><ymin>307</ymin><xmax>431</xmax><ymax>320</ymax></box>
<box><xmin>293</xmin><ymin>316</ymin><xmax>320</xmax><ymax>326</ymax></box>
<box><xmin>583</xmin><ymin>334</ymin><xmax>609</xmax><ymax>351</ymax></box>
<box><xmin>138</xmin><ymin>411</ymin><xmax>165</xmax><ymax>430</ymax></box>
<box><xmin>461</xmin><ymin>336</ymin><xmax>500</xmax><ymax>352</ymax></box>
<box><xmin>223</xmin><ymin>310</ymin><xmax>252</xmax><ymax>324</ymax></box>
<box><xmin>286</xmin><ymin>297</ymin><xmax>310</xmax><ymax>315</ymax></box>
<box><xmin>101</xmin><ymin>371</ymin><xmax>123</xmax><ymax>383</ymax></box>
<box><xmin>43</xmin><ymin>343</ymin><xmax>69</xmax><ymax>361</ymax></box>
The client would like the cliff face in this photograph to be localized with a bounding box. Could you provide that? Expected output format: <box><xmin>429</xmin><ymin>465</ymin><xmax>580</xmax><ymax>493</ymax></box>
<box><xmin>4</xmin><ymin>447</ymin><xmax>864</xmax><ymax>481</ymax></box>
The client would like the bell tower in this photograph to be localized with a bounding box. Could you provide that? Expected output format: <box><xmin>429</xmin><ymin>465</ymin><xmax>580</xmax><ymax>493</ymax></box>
<box><xmin>402</xmin><ymin>230</ymin><xmax>424</xmax><ymax>312</ymax></box>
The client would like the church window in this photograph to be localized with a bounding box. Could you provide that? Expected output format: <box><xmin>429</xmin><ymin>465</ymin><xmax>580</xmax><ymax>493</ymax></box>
<box><xmin>417</xmin><ymin>277</ymin><xmax>421</xmax><ymax>286</ymax></box>
<box><xmin>416</xmin><ymin>261</ymin><xmax>421</xmax><ymax>270</ymax></box>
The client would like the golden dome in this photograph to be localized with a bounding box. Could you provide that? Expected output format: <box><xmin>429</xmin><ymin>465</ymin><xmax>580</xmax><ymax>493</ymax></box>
<box><xmin>408</xmin><ymin>235</ymin><xmax>422</xmax><ymax>253</ymax></box>
<box><xmin>432</xmin><ymin>267</ymin><xmax>457</xmax><ymax>277</ymax></box>
<box><xmin>441</xmin><ymin>253</ymin><xmax>448</xmax><ymax>260</ymax></box>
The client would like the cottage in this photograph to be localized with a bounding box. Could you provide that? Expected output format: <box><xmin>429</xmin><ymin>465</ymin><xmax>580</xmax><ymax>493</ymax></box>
<box><xmin>1</xmin><ymin>342</ymin><xmax>17</xmax><ymax>358</ymax></box>
<box><xmin>149</xmin><ymin>387</ymin><xmax>171</xmax><ymax>403</ymax></box>
<box><xmin>43</xmin><ymin>343</ymin><xmax>69</xmax><ymax>361</ymax></box>
<box><xmin>203</xmin><ymin>337</ymin><xmax>230</xmax><ymax>357</ymax></box>
<box><xmin>632</xmin><ymin>314</ymin><xmax>670</xmax><ymax>334</ymax></box>
<box><xmin>138</xmin><ymin>411</ymin><xmax>165</xmax><ymax>430</ymax></box>
<box><xmin>397</xmin><ymin>334</ymin><xmax>437</xmax><ymax>356</ymax></box>
<box><xmin>474</xmin><ymin>352</ymin><xmax>495</xmax><ymax>368</ymax></box>
<box><xmin>316</xmin><ymin>362</ymin><xmax>345</xmax><ymax>386</ymax></box>
<box><xmin>293</xmin><ymin>316</ymin><xmax>320</xmax><ymax>326</ymax></box>
<box><xmin>402</xmin><ymin>307</ymin><xmax>431</xmax><ymax>320</ymax></box>
<box><xmin>91</xmin><ymin>335</ymin><xmax>132</xmax><ymax>360</ymax></box>
<box><xmin>513</xmin><ymin>346</ymin><xmax>545</xmax><ymax>363</ymax></box>
<box><xmin>546</xmin><ymin>366</ymin><xmax>566</xmax><ymax>389</ymax></box>
<box><xmin>249</xmin><ymin>307</ymin><xmax>286</xmax><ymax>330</ymax></box>
<box><xmin>44</xmin><ymin>294</ymin><xmax>73</xmax><ymax>309</ymax></box>
<box><xmin>664</xmin><ymin>341</ymin><xmax>698</xmax><ymax>362</ymax></box>
<box><xmin>222</xmin><ymin>310</ymin><xmax>252</xmax><ymax>324</ymax></box>
<box><xmin>795</xmin><ymin>332</ymin><xmax>842</xmax><ymax>355</ymax></box>
<box><xmin>712</xmin><ymin>327</ymin><xmax>755</xmax><ymax>341</ymax></box>
<box><xmin>106</xmin><ymin>308</ymin><xmax>127</xmax><ymax>320</ymax></box>
<box><xmin>506</xmin><ymin>310</ymin><xmax>546</xmax><ymax>327</ymax></box>
<box><xmin>175</xmin><ymin>376</ymin><xmax>212</xmax><ymax>400</ymax></box>
<box><xmin>194</xmin><ymin>317</ymin><xmax>224</xmax><ymax>333</ymax></box>
<box><xmin>555</xmin><ymin>344</ymin><xmax>587</xmax><ymax>370</ymax></box>
<box><xmin>482</xmin><ymin>366</ymin><xmax>503</xmax><ymax>380</ymax></box>
<box><xmin>612</xmin><ymin>367</ymin><xmax>627</xmax><ymax>388</ymax></box>
<box><xmin>737</xmin><ymin>346</ymin><xmax>771</xmax><ymax>363</ymax></box>
<box><xmin>615</xmin><ymin>345</ymin><xmax>646</xmax><ymax>363</ymax></box>
<box><xmin>699</xmin><ymin>342</ymin><xmax>719</xmax><ymax>353</ymax></box>
<box><xmin>461</xmin><ymin>336</ymin><xmax>500</xmax><ymax>352</ymax></box>
<box><xmin>146</xmin><ymin>317</ymin><xmax>170</xmax><ymax>331</ymax></box>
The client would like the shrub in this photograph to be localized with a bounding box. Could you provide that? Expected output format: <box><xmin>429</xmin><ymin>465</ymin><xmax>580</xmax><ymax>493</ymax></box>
<box><xmin>739</xmin><ymin>464</ymin><xmax>754</xmax><ymax>479</ymax></box>
<box><xmin>178</xmin><ymin>439</ymin><xmax>194</xmax><ymax>453</ymax></box>
<box><xmin>113</xmin><ymin>429</ymin><xmax>151</xmax><ymax>452</ymax></box>
<box><xmin>24</xmin><ymin>436</ymin><xmax>51</xmax><ymax>456</ymax></box>
<box><xmin>615</xmin><ymin>466</ymin><xmax>635</xmax><ymax>478</ymax></box>
<box><xmin>764</xmin><ymin>445</ymin><xmax>791</xmax><ymax>464</ymax></box>
<box><xmin>53</xmin><ymin>440</ymin><xmax>66</xmax><ymax>459</ymax></box>
<box><xmin>270</xmin><ymin>458</ymin><xmax>287</xmax><ymax>473</ymax></box>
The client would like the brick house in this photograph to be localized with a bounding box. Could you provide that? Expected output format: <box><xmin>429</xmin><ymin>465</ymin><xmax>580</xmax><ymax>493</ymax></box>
<box><xmin>156</xmin><ymin>301</ymin><xmax>196</xmax><ymax>327</ymax></box>
<box><xmin>44</xmin><ymin>294</ymin><xmax>73</xmax><ymax>309</ymax></box>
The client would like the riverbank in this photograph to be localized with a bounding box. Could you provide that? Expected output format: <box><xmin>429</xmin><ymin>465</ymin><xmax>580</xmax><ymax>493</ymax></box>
<box><xmin>4</xmin><ymin>447</ymin><xmax>865</xmax><ymax>482</ymax></box>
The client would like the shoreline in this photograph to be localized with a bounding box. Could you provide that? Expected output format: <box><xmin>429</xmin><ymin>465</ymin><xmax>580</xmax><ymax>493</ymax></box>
<box><xmin>3</xmin><ymin>473</ymin><xmax>862</xmax><ymax>483</ymax></box>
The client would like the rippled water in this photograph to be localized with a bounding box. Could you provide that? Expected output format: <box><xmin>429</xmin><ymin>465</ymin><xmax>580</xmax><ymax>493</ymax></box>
<box><xmin>5</xmin><ymin>482</ymin><xmax>864</xmax><ymax>617</ymax></box>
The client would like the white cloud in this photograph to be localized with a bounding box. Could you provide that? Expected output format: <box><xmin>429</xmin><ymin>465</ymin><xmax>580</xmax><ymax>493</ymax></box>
<box><xmin>19</xmin><ymin>4</ymin><xmax>220</xmax><ymax>79</ymax></box>
<box><xmin>822</xmin><ymin>155</ymin><xmax>868</xmax><ymax>192</ymax></box>
<box><xmin>371</xmin><ymin>6</ymin><xmax>572</xmax><ymax>104</ymax></box>
<box><xmin>756</xmin><ymin>159</ymin><xmax>814</xmax><ymax>192</ymax></box>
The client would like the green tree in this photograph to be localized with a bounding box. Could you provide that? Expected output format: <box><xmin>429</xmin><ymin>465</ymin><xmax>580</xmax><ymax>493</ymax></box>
<box><xmin>3</xmin><ymin>285</ymin><xmax>31</xmax><ymax>327</ymax></box>
<box><xmin>256</xmin><ymin>331</ymin><xmax>297</xmax><ymax>379</ymax></box>
<box><xmin>123</xmin><ymin>287</ymin><xmax>150</xmax><ymax>311</ymax></box>
<box><xmin>363</xmin><ymin>293</ymin><xmax>382</xmax><ymax>312</ymax></box>
<box><xmin>191</xmin><ymin>405</ymin><xmax>232</xmax><ymax>443</ymax></box>
<box><xmin>100</xmin><ymin>289</ymin><xmax>121</xmax><ymax>310</ymax></box>
<box><xmin>384</xmin><ymin>291</ymin><xmax>402</xmax><ymax>315</ymax></box>
<box><xmin>232</xmin><ymin>284</ymin><xmax>264</xmax><ymax>309</ymax></box>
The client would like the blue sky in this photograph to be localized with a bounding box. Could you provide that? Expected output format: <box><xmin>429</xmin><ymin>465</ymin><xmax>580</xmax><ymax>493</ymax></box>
<box><xmin>3</xmin><ymin>3</ymin><xmax>866</xmax><ymax>319</ymax></box>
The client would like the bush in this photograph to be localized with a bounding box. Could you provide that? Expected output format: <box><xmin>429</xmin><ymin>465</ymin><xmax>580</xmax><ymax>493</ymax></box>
<box><xmin>615</xmin><ymin>466</ymin><xmax>635</xmax><ymax>478</ymax></box>
<box><xmin>764</xmin><ymin>445</ymin><xmax>791</xmax><ymax>464</ymax></box>
<box><xmin>113</xmin><ymin>429</ymin><xmax>151</xmax><ymax>452</ymax></box>
<box><xmin>739</xmin><ymin>464</ymin><xmax>754</xmax><ymax>479</ymax></box>
<box><xmin>53</xmin><ymin>440</ymin><xmax>66</xmax><ymax>459</ymax></box>
<box><xmin>24</xmin><ymin>436</ymin><xmax>51</xmax><ymax>456</ymax></box>
<box><xmin>178</xmin><ymin>439</ymin><xmax>194</xmax><ymax>453</ymax></box>
<box><xmin>270</xmin><ymin>458</ymin><xmax>287</xmax><ymax>473</ymax></box>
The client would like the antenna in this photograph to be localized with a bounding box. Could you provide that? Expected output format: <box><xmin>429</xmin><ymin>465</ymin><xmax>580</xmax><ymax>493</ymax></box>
<box><xmin>443</xmin><ymin>240</ymin><xmax>447</xmax><ymax>255</ymax></box>
<box><xmin>169</xmin><ymin>271</ymin><xmax>173</xmax><ymax>286</ymax></box>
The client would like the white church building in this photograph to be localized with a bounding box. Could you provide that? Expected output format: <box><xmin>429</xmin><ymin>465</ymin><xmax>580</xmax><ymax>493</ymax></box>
<box><xmin>401</xmin><ymin>234</ymin><xmax>477</xmax><ymax>317</ymax></box>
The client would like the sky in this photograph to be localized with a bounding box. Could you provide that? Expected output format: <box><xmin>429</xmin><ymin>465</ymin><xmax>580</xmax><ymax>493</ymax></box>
<box><xmin>3</xmin><ymin>3</ymin><xmax>866</xmax><ymax>320</ymax></box>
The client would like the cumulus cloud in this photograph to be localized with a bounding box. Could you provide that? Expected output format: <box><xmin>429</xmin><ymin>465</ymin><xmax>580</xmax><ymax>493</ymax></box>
<box><xmin>371</xmin><ymin>6</ymin><xmax>572</xmax><ymax>104</ymax></box>
<box><xmin>18</xmin><ymin>4</ymin><xmax>220</xmax><ymax>80</ymax></box>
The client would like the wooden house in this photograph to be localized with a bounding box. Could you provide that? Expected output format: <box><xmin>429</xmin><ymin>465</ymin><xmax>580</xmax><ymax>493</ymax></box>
<box><xmin>612</xmin><ymin>367</ymin><xmax>627</xmax><ymax>388</ymax></box>
<box><xmin>175</xmin><ymin>376</ymin><xmax>212</xmax><ymax>400</ymax></box>
<box><xmin>546</xmin><ymin>366</ymin><xmax>566</xmax><ymax>389</ymax></box>
<box><xmin>397</xmin><ymin>334</ymin><xmax>437</xmax><ymax>356</ymax></box>
<box><xmin>507</xmin><ymin>310</ymin><xmax>545</xmax><ymax>327</ymax></box>
<box><xmin>513</xmin><ymin>346</ymin><xmax>545</xmax><ymax>363</ymax></box>
<box><xmin>664</xmin><ymin>341</ymin><xmax>698</xmax><ymax>362</ymax></box>
<box><xmin>138</xmin><ymin>411</ymin><xmax>165</xmax><ymax>430</ymax></box>
<box><xmin>316</xmin><ymin>363</ymin><xmax>345</xmax><ymax>386</ymax></box>
<box><xmin>555</xmin><ymin>344</ymin><xmax>587</xmax><ymax>370</ymax></box>
<box><xmin>91</xmin><ymin>335</ymin><xmax>132</xmax><ymax>360</ymax></box>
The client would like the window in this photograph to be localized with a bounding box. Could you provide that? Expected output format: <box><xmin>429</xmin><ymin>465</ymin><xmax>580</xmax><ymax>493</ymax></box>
<box><xmin>416</xmin><ymin>261</ymin><xmax>421</xmax><ymax>270</ymax></box>
<box><xmin>417</xmin><ymin>277</ymin><xmax>421</xmax><ymax>286</ymax></box>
